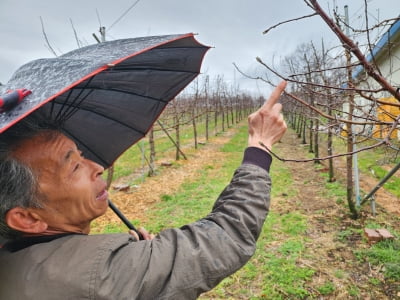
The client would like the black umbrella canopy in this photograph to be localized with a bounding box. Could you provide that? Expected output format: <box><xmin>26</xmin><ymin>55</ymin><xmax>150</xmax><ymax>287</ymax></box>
<box><xmin>0</xmin><ymin>33</ymin><xmax>209</xmax><ymax>168</ymax></box>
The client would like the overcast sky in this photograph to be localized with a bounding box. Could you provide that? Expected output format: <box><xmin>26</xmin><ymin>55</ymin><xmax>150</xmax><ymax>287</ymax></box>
<box><xmin>0</xmin><ymin>0</ymin><xmax>398</xmax><ymax>95</ymax></box>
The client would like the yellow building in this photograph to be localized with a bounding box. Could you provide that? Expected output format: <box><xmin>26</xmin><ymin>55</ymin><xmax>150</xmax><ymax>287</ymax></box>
<box><xmin>373</xmin><ymin>97</ymin><xmax>400</xmax><ymax>139</ymax></box>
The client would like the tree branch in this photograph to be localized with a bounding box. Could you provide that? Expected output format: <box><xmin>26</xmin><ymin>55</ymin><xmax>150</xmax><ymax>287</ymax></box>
<box><xmin>40</xmin><ymin>16</ymin><xmax>58</xmax><ymax>57</ymax></box>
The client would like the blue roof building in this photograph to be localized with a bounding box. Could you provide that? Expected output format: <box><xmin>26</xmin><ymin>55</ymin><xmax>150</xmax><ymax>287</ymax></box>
<box><xmin>353</xmin><ymin>18</ymin><xmax>400</xmax><ymax>96</ymax></box>
<box><xmin>346</xmin><ymin>17</ymin><xmax>400</xmax><ymax>138</ymax></box>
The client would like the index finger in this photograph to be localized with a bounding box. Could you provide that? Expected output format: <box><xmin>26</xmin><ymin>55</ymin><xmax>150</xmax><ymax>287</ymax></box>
<box><xmin>262</xmin><ymin>81</ymin><xmax>287</xmax><ymax>110</ymax></box>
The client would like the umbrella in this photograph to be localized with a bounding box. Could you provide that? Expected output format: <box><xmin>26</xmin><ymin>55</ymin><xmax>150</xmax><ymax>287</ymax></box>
<box><xmin>0</xmin><ymin>33</ymin><xmax>209</xmax><ymax>167</ymax></box>
<box><xmin>0</xmin><ymin>33</ymin><xmax>210</xmax><ymax>238</ymax></box>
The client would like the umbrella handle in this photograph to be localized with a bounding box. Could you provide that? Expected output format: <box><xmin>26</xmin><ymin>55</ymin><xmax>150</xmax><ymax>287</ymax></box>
<box><xmin>108</xmin><ymin>199</ymin><xmax>144</xmax><ymax>240</ymax></box>
<box><xmin>0</xmin><ymin>89</ymin><xmax>31</xmax><ymax>113</ymax></box>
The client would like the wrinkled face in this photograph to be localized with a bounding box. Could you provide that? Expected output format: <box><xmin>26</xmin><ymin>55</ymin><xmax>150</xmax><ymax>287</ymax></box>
<box><xmin>12</xmin><ymin>131</ymin><xmax>108</xmax><ymax>234</ymax></box>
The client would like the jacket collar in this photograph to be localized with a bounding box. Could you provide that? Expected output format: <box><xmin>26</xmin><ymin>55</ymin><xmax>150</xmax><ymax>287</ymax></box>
<box><xmin>2</xmin><ymin>233</ymin><xmax>84</xmax><ymax>252</ymax></box>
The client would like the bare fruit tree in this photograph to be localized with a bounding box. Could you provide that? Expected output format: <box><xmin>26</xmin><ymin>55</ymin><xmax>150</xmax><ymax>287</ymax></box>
<box><xmin>256</xmin><ymin>0</ymin><xmax>400</xmax><ymax>218</ymax></box>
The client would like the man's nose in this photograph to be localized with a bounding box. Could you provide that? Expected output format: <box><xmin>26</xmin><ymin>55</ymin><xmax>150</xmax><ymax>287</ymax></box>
<box><xmin>86</xmin><ymin>159</ymin><xmax>104</xmax><ymax>178</ymax></box>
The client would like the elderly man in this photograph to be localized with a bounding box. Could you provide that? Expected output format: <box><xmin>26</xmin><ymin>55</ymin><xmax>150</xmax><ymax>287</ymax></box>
<box><xmin>0</xmin><ymin>82</ymin><xmax>287</xmax><ymax>299</ymax></box>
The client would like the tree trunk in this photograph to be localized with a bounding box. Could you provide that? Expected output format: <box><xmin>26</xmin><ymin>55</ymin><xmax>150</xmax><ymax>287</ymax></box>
<box><xmin>309</xmin><ymin>117</ymin><xmax>314</xmax><ymax>153</ymax></box>
<box><xmin>327</xmin><ymin>96</ymin><xmax>335</xmax><ymax>182</ymax></box>
<box><xmin>314</xmin><ymin>118</ymin><xmax>320</xmax><ymax>164</ymax></box>
<box><xmin>175</xmin><ymin>115</ymin><xmax>180</xmax><ymax>160</ymax></box>
<box><xmin>214</xmin><ymin>102</ymin><xmax>218</xmax><ymax>136</ymax></box>
<box><xmin>192</xmin><ymin>107</ymin><xmax>198</xmax><ymax>149</ymax></box>
<box><xmin>345</xmin><ymin>49</ymin><xmax>358</xmax><ymax>219</ymax></box>
<box><xmin>301</xmin><ymin>114</ymin><xmax>307</xmax><ymax>144</ymax></box>
<box><xmin>221</xmin><ymin>99</ymin><xmax>225</xmax><ymax>132</ymax></box>
<box><xmin>205</xmin><ymin>101</ymin><xmax>209</xmax><ymax>141</ymax></box>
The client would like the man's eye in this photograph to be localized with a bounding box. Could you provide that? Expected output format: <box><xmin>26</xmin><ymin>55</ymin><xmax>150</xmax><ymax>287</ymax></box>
<box><xmin>73</xmin><ymin>164</ymin><xmax>80</xmax><ymax>172</ymax></box>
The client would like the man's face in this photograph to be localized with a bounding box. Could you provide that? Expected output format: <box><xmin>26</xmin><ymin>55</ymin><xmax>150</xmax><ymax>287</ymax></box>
<box><xmin>13</xmin><ymin>132</ymin><xmax>109</xmax><ymax>234</ymax></box>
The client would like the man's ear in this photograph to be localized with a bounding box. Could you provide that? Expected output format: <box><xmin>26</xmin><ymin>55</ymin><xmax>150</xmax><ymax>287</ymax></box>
<box><xmin>5</xmin><ymin>207</ymin><xmax>48</xmax><ymax>234</ymax></box>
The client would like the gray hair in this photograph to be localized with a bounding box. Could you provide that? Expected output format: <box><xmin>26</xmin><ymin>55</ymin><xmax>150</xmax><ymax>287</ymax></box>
<box><xmin>0</xmin><ymin>158</ymin><xmax>42</xmax><ymax>239</ymax></box>
<box><xmin>0</xmin><ymin>113</ymin><xmax>61</xmax><ymax>239</ymax></box>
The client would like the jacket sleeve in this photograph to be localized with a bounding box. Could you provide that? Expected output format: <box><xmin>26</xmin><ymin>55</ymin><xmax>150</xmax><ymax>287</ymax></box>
<box><xmin>93</xmin><ymin>148</ymin><xmax>272</xmax><ymax>300</ymax></box>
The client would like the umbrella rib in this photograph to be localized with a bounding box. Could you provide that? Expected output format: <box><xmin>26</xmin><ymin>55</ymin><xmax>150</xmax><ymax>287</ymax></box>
<box><xmin>60</xmin><ymin>126</ymin><xmax>110</xmax><ymax>167</ymax></box>
<box><xmin>54</xmin><ymin>88</ymin><xmax>79</xmax><ymax>122</ymax></box>
<box><xmin>52</xmin><ymin>102</ymin><xmax>147</xmax><ymax>135</ymax></box>
<box><xmin>63</xmin><ymin>87</ymin><xmax>170</xmax><ymax>104</ymax></box>
<box><xmin>60</xmin><ymin>89</ymin><xmax>94</xmax><ymax>121</ymax></box>
<box><xmin>51</xmin><ymin>88</ymin><xmax>74</xmax><ymax>119</ymax></box>
<box><xmin>56</xmin><ymin>77</ymin><xmax>95</xmax><ymax>122</ymax></box>
<box><xmin>106</xmin><ymin>67</ymin><xmax>200</xmax><ymax>81</ymax></box>
<box><xmin>60</xmin><ymin>109</ymin><xmax>147</xmax><ymax>168</ymax></box>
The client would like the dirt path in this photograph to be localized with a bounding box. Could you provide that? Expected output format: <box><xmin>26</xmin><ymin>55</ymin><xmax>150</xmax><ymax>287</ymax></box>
<box><xmin>274</xmin><ymin>131</ymin><xmax>400</xmax><ymax>214</ymax></box>
<box><xmin>271</xmin><ymin>132</ymin><xmax>339</xmax><ymax>213</ymax></box>
<box><xmin>276</xmin><ymin>130</ymin><xmax>400</xmax><ymax>216</ymax></box>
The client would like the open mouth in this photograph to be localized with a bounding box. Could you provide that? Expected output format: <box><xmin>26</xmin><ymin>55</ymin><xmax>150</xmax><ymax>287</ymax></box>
<box><xmin>96</xmin><ymin>189</ymin><xmax>108</xmax><ymax>202</ymax></box>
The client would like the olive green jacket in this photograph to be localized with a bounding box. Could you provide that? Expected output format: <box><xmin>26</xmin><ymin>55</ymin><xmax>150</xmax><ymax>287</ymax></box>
<box><xmin>0</xmin><ymin>152</ymin><xmax>271</xmax><ymax>299</ymax></box>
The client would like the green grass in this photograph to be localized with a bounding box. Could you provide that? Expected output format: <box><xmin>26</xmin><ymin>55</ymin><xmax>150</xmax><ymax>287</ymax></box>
<box><xmin>334</xmin><ymin>269</ymin><xmax>345</xmax><ymax>279</ymax></box>
<box><xmin>337</xmin><ymin>227</ymin><xmax>362</xmax><ymax>243</ymax></box>
<box><xmin>325</xmin><ymin>180</ymin><xmax>347</xmax><ymax>203</ymax></box>
<box><xmin>357</xmin><ymin>145</ymin><xmax>400</xmax><ymax>197</ymax></box>
<box><xmin>357</xmin><ymin>237</ymin><xmax>400</xmax><ymax>281</ymax></box>
<box><xmin>347</xmin><ymin>285</ymin><xmax>360</xmax><ymax>297</ymax></box>
<box><xmin>317</xmin><ymin>281</ymin><xmax>336</xmax><ymax>295</ymax></box>
<box><xmin>280</xmin><ymin>212</ymin><xmax>308</xmax><ymax>236</ymax></box>
<box><xmin>318</xmin><ymin>133</ymin><xmax>400</xmax><ymax>198</ymax></box>
<box><xmin>270</xmin><ymin>159</ymin><xmax>296</xmax><ymax>199</ymax></box>
<box><xmin>253</xmin><ymin>211</ymin><xmax>314</xmax><ymax>299</ymax></box>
